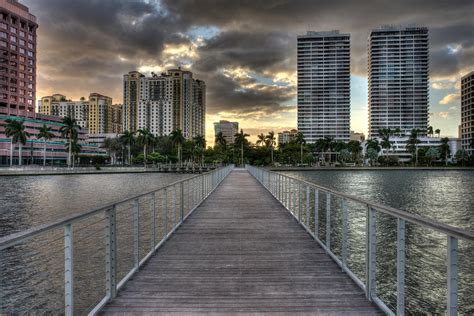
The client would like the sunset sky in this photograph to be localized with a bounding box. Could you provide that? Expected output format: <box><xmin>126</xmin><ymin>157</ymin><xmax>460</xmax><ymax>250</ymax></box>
<box><xmin>24</xmin><ymin>0</ymin><xmax>473</xmax><ymax>145</ymax></box>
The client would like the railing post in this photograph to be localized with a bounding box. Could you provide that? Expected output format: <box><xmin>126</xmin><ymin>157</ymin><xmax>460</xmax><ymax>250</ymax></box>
<box><xmin>173</xmin><ymin>185</ymin><xmax>177</xmax><ymax>228</ymax></box>
<box><xmin>341</xmin><ymin>199</ymin><xmax>348</xmax><ymax>271</ymax></box>
<box><xmin>292</xmin><ymin>180</ymin><xmax>296</xmax><ymax>215</ymax></box>
<box><xmin>163</xmin><ymin>189</ymin><xmax>168</xmax><ymax>237</ymax></box>
<box><xmin>397</xmin><ymin>218</ymin><xmax>406</xmax><ymax>316</ymax></box>
<box><xmin>64</xmin><ymin>223</ymin><xmax>74</xmax><ymax>316</ymax></box>
<box><xmin>201</xmin><ymin>174</ymin><xmax>204</xmax><ymax>200</ymax></box>
<box><xmin>106</xmin><ymin>206</ymin><xmax>117</xmax><ymax>300</ymax></box>
<box><xmin>151</xmin><ymin>193</ymin><xmax>156</xmax><ymax>249</ymax></box>
<box><xmin>447</xmin><ymin>236</ymin><xmax>458</xmax><ymax>316</ymax></box>
<box><xmin>180</xmin><ymin>181</ymin><xmax>184</xmax><ymax>222</ymax></box>
<box><xmin>306</xmin><ymin>185</ymin><xmax>310</xmax><ymax>228</ymax></box>
<box><xmin>298</xmin><ymin>183</ymin><xmax>302</xmax><ymax>222</ymax></box>
<box><xmin>326</xmin><ymin>192</ymin><xmax>331</xmax><ymax>250</ymax></box>
<box><xmin>133</xmin><ymin>198</ymin><xmax>140</xmax><ymax>270</ymax></box>
<box><xmin>366</xmin><ymin>206</ymin><xmax>376</xmax><ymax>300</ymax></box>
<box><xmin>314</xmin><ymin>188</ymin><xmax>319</xmax><ymax>239</ymax></box>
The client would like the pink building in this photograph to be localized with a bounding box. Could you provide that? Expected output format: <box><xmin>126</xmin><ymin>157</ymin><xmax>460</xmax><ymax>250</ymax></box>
<box><xmin>0</xmin><ymin>107</ymin><xmax>105</xmax><ymax>165</ymax></box>
<box><xmin>0</xmin><ymin>1</ymin><xmax>105</xmax><ymax>165</ymax></box>
<box><xmin>0</xmin><ymin>0</ymin><xmax>37</xmax><ymax>115</ymax></box>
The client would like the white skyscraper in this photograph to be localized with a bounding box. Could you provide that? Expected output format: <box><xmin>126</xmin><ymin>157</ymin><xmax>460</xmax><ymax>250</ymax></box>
<box><xmin>368</xmin><ymin>26</ymin><xmax>429</xmax><ymax>138</ymax></box>
<box><xmin>297</xmin><ymin>31</ymin><xmax>350</xmax><ymax>143</ymax></box>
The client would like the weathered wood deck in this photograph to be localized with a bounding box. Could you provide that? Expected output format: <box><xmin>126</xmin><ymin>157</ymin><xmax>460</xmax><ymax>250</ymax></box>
<box><xmin>101</xmin><ymin>169</ymin><xmax>381</xmax><ymax>315</ymax></box>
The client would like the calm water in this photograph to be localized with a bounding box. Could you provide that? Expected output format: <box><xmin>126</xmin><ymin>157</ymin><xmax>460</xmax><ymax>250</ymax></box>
<box><xmin>282</xmin><ymin>170</ymin><xmax>474</xmax><ymax>314</ymax></box>
<box><xmin>0</xmin><ymin>172</ymin><xmax>191</xmax><ymax>314</ymax></box>
<box><xmin>0</xmin><ymin>170</ymin><xmax>473</xmax><ymax>314</ymax></box>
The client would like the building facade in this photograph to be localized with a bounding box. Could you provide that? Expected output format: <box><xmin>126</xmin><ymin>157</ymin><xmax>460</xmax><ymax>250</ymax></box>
<box><xmin>368</xmin><ymin>26</ymin><xmax>429</xmax><ymax>138</ymax></box>
<box><xmin>38</xmin><ymin>93</ymin><xmax>116</xmax><ymax>134</ymax></box>
<box><xmin>214</xmin><ymin>120</ymin><xmax>238</xmax><ymax>144</ymax></box>
<box><xmin>350</xmin><ymin>131</ymin><xmax>365</xmax><ymax>142</ymax></box>
<box><xmin>111</xmin><ymin>104</ymin><xmax>123</xmax><ymax>134</ymax></box>
<box><xmin>0</xmin><ymin>0</ymin><xmax>37</xmax><ymax>116</ymax></box>
<box><xmin>461</xmin><ymin>71</ymin><xmax>473</xmax><ymax>154</ymax></box>
<box><xmin>123</xmin><ymin>68</ymin><xmax>206</xmax><ymax>140</ymax></box>
<box><xmin>278</xmin><ymin>129</ymin><xmax>298</xmax><ymax>145</ymax></box>
<box><xmin>0</xmin><ymin>107</ymin><xmax>105</xmax><ymax>165</ymax></box>
<box><xmin>297</xmin><ymin>31</ymin><xmax>350</xmax><ymax>143</ymax></box>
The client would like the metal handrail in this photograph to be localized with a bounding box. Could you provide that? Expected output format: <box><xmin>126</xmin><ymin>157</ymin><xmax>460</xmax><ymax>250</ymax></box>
<box><xmin>246</xmin><ymin>165</ymin><xmax>473</xmax><ymax>316</ymax></box>
<box><xmin>0</xmin><ymin>164</ymin><xmax>234</xmax><ymax>315</ymax></box>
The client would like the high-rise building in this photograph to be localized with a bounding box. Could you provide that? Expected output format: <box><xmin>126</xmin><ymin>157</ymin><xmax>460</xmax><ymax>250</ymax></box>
<box><xmin>38</xmin><ymin>93</ymin><xmax>115</xmax><ymax>134</ymax></box>
<box><xmin>368</xmin><ymin>26</ymin><xmax>429</xmax><ymax>138</ymax></box>
<box><xmin>88</xmin><ymin>93</ymin><xmax>112</xmax><ymax>134</ymax></box>
<box><xmin>111</xmin><ymin>104</ymin><xmax>123</xmax><ymax>134</ymax></box>
<box><xmin>278</xmin><ymin>129</ymin><xmax>298</xmax><ymax>145</ymax></box>
<box><xmin>0</xmin><ymin>0</ymin><xmax>37</xmax><ymax>115</ymax></box>
<box><xmin>123</xmin><ymin>68</ymin><xmax>206</xmax><ymax>140</ymax></box>
<box><xmin>461</xmin><ymin>71</ymin><xmax>474</xmax><ymax>154</ymax></box>
<box><xmin>214</xmin><ymin>120</ymin><xmax>238</xmax><ymax>144</ymax></box>
<box><xmin>297</xmin><ymin>31</ymin><xmax>350</xmax><ymax>143</ymax></box>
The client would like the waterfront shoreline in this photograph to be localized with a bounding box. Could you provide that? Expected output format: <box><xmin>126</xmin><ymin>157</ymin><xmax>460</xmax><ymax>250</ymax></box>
<box><xmin>271</xmin><ymin>166</ymin><xmax>474</xmax><ymax>171</ymax></box>
<box><xmin>0</xmin><ymin>167</ymin><xmax>211</xmax><ymax>176</ymax></box>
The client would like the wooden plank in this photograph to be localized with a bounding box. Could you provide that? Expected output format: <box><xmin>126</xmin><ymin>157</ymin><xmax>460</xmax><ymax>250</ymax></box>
<box><xmin>101</xmin><ymin>169</ymin><xmax>381</xmax><ymax>315</ymax></box>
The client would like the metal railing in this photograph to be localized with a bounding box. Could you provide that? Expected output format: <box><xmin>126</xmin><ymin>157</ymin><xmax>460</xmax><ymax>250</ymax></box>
<box><xmin>0</xmin><ymin>164</ymin><xmax>234</xmax><ymax>315</ymax></box>
<box><xmin>247</xmin><ymin>165</ymin><xmax>474</xmax><ymax>316</ymax></box>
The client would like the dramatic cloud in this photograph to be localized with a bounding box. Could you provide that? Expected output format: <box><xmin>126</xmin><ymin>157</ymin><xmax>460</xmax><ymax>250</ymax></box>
<box><xmin>439</xmin><ymin>93</ymin><xmax>461</xmax><ymax>105</ymax></box>
<box><xmin>23</xmin><ymin>0</ymin><xmax>473</xmax><ymax>140</ymax></box>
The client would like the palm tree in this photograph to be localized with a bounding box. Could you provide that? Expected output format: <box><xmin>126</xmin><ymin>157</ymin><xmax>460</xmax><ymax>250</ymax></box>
<box><xmin>256</xmin><ymin>133</ymin><xmax>266</xmax><ymax>147</ymax></box>
<box><xmin>60</xmin><ymin>116</ymin><xmax>81</xmax><ymax>168</ymax></box>
<box><xmin>193</xmin><ymin>135</ymin><xmax>206</xmax><ymax>164</ymax></box>
<box><xmin>65</xmin><ymin>140</ymin><xmax>82</xmax><ymax>168</ymax></box>
<box><xmin>120</xmin><ymin>130</ymin><xmax>135</xmax><ymax>165</ymax></box>
<box><xmin>365</xmin><ymin>139</ymin><xmax>381</xmax><ymax>152</ymax></box>
<box><xmin>5</xmin><ymin>119</ymin><xmax>30</xmax><ymax>166</ymax></box>
<box><xmin>435</xmin><ymin>129</ymin><xmax>441</xmax><ymax>138</ymax></box>
<box><xmin>406</xmin><ymin>129</ymin><xmax>421</xmax><ymax>166</ymax></box>
<box><xmin>37</xmin><ymin>124</ymin><xmax>54</xmax><ymax>166</ymax></box>
<box><xmin>347</xmin><ymin>140</ymin><xmax>363</xmax><ymax>163</ymax></box>
<box><xmin>137</xmin><ymin>128</ymin><xmax>154</xmax><ymax>167</ymax></box>
<box><xmin>378</xmin><ymin>128</ymin><xmax>394</xmax><ymax>153</ymax></box>
<box><xmin>439</xmin><ymin>137</ymin><xmax>450</xmax><ymax>166</ymax></box>
<box><xmin>170</xmin><ymin>129</ymin><xmax>185</xmax><ymax>164</ymax></box>
<box><xmin>427</xmin><ymin>126</ymin><xmax>434</xmax><ymax>137</ymax></box>
<box><xmin>295</xmin><ymin>132</ymin><xmax>306</xmax><ymax>164</ymax></box>
<box><xmin>234</xmin><ymin>129</ymin><xmax>249</xmax><ymax>166</ymax></box>
<box><xmin>266</xmin><ymin>131</ymin><xmax>276</xmax><ymax>165</ymax></box>
<box><xmin>215</xmin><ymin>132</ymin><xmax>227</xmax><ymax>147</ymax></box>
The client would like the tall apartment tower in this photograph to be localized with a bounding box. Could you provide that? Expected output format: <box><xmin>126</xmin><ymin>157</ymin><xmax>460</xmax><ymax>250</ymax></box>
<box><xmin>0</xmin><ymin>0</ymin><xmax>37</xmax><ymax>115</ymax></box>
<box><xmin>297</xmin><ymin>31</ymin><xmax>350</xmax><ymax>143</ymax></box>
<box><xmin>368</xmin><ymin>26</ymin><xmax>429</xmax><ymax>138</ymax></box>
<box><xmin>461</xmin><ymin>71</ymin><xmax>474</xmax><ymax>154</ymax></box>
<box><xmin>123</xmin><ymin>68</ymin><xmax>206</xmax><ymax>140</ymax></box>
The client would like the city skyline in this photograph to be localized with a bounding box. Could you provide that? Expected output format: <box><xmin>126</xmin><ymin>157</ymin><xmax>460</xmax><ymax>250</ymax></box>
<box><xmin>23</xmin><ymin>0</ymin><xmax>473</xmax><ymax>144</ymax></box>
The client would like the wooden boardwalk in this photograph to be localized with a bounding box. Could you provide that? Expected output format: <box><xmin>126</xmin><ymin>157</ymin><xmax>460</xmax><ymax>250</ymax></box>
<box><xmin>101</xmin><ymin>169</ymin><xmax>381</xmax><ymax>315</ymax></box>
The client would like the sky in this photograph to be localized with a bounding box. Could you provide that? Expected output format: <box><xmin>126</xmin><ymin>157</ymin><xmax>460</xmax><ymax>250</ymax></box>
<box><xmin>24</xmin><ymin>0</ymin><xmax>473</xmax><ymax>145</ymax></box>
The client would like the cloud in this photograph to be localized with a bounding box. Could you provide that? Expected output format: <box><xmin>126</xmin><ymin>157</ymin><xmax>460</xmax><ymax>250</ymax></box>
<box><xmin>22</xmin><ymin>0</ymin><xmax>473</xmax><ymax>142</ymax></box>
<box><xmin>435</xmin><ymin>111</ymin><xmax>450</xmax><ymax>119</ymax></box>
<box><xmin>439</xmin><ymin>93</ymin><xmax>461</xmax><ymax>105</ymax></box>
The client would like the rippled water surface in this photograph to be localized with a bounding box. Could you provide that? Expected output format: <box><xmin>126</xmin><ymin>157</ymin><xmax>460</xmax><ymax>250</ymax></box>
<box><xmin>0</xmin><ymin>170</ymin><xmax>473</xmax><ymax>314</ymax></box>
<box><xmin>282</xmin><ymin>170</ymin><xmax>474</xmax><ymax>314</ymax></box>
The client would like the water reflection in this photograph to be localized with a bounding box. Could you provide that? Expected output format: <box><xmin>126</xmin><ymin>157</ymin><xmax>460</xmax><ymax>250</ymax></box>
<box><xmin>283</xmin><ymin>170</ymin><xmax>474</xmax><ymax>314</ymax></box>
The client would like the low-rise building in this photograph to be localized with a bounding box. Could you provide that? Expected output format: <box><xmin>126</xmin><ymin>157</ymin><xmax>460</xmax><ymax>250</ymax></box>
<box><xmin>0</xmin><ymin>107</ymin><xmax>105</xmax><ymax>165</ymax></box>
<box><xmin>38</xmin><ymin>93</ymin><xmax>115</xmax><ymax>134</ymax></box>
<box><xmin>214</xmin><ymin>120</ymin><xmax>238</xmax><ymax>144</ymax></box>
<box><xmin>350</xmin><ymin>131</ymin><xmax>365</xmax><ymax>142</ymax></box>
<box><xmin>363</xmin><ymin>136</ymin><xmax>461</xmax><ymax>163</ymax></box>
<box><xmin>278</xmin><ymin>129</ymin><xmax>298</xmax><ymax>145</ymax></box>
